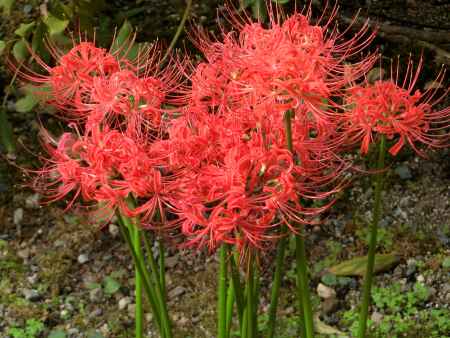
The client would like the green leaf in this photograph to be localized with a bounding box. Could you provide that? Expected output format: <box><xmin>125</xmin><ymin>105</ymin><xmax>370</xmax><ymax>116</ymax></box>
<box><xmin>12</xmin><ymin>39</ymin><xmax>29</xmax><ymax>61</ymax></box>
<box><xmin>314</xmin><ymin>314</ymin><xmax>348</xmax><ymax>336</ymax></box>
<box><xmin>85</xmin><ymin>282</ymin><xmax>101</xmax><ymax>290</ymax></box>
<box><xmin>103</xmin><ymin>276</ymin><xmax>120</xmax><ymax>295</ymax></box>
<box><xmin>0</xmin><ymin>0</ymin><xmax>14</xmax><ymax>15</ymax></box>
<box><xmin>442</xmin><ymin>256</ymin><xmax>450</xmax><ymax>269</ymax></box>
<box><xmin>15</xmin><ymin>93</ymin><xmax>39</xmax><ymax>113</ymax></box>
<box><xmin>328</xmin><ymin>253</ymin><xmax>399</xmax><ymax>277</ymax></box>
<box><xmin>49</xmin><ymin>330</ymin><xmax>67</xmax><ymax>338</ymax></box>
<box><xmin>272</xmin><ymin>0</ymin><xmax>290</xmax><ymax>4</ymax></box>
<box><xmin>14</xmin><ymin>21</ymin><xmax>36</xmax><ymax>38</ymax></box>
<box><xmin>44</xmin><ymin>14</ymin><xmax>69</xmax><ymax>36</ymax></box>
<box><xmin>0</xmin><ymin>40</ymin><xmax>5</xmax><ymax>55</ymax></box>
<box><xmin>111</xmin><ymin>20</ymin><xmax>133</xmax><ymax>53</ymax></box>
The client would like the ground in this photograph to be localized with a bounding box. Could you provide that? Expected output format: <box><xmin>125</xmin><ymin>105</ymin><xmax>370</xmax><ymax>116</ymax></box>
<box><xmin>1</xmin><ymin>1</ymin><xmax>449</xmax><ymax>338</ymax></box>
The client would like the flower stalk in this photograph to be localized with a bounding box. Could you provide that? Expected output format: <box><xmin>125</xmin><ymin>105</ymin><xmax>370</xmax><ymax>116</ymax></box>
<box><xmin>357</xmin><ymin>135</ymin><xmax>386</xmax><ymax>338</ymax></box>
<box><xmin>218</xmin><ymin>244</ymin><xmax>229</xmax><ymax>338</ymax></box>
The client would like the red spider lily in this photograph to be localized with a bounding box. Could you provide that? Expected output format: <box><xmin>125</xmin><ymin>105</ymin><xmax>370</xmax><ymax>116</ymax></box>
<box><xmin>342</xmin><ymin>58</ymin><xmax>450</xmax><ymax>156</ymax></box>
<box><xmin>35</xmin><ymin>126</ymin><xmax>176</xmax><ymax>224</ymax></box>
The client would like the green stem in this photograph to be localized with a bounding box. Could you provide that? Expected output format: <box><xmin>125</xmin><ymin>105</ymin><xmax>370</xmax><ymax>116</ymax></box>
<box><xmin>131</xmin><ymin>224</ymin><xmax>144</xmax><ymax>338</ymax></box>
<box><xmin>117</xmin><ymin>215</ymin><xmax>162</xmax><ymax>333</ymax></box>
<box><xmin>218</xmin><ymin>245</ymin><xmax>228</xmax><ymax>338</ymax></box>
<box><xmin>159</xmin><ymin>239</ymin><xmax>166</xmax><ymax>300</ymax></box>
<box><xmin>142</xmin><ymin>232</ymin><xmax>173</xmax><ymax>338</ymax></box>
<box><xmin>357</xmin><ymin>135</ymin><xmax>386</xmax><ymax>338</ymax></box>
<box><xmin>266</xmin><ymin>233</ymin><xmax>287</xmax><ymax>338</ymax></box>
<box><xmin>296</xmin><ymin>235</ymin><xmax>314</xmax><ymax>338</ymax></box>
<box><xmin>162</xmin><ymin>0</ymin><xmax>192</xmax><ymax>63</ymax></box>
<box><xmin>246</xmin><ymin>252</ymin><xmax>255</xmax><ymax>338</ymax></box>
<box><xmin>283</xmin><ymin>110</ymin><xmax>311</xmax><ymax>338</ymax></box>
<box><xmin>225</xmin><ymin>276</ymin><xmax>235</xmax><ymax>338</ymax></box>
<box><xmin>230</xmin><ymin>253</ymin><xmax>244</xmax><ymax>328</ymax></box>
<box><xmin>252</xmin><ymin>265</ymin><xmax>260</xmax><ymax>337</ymax></box>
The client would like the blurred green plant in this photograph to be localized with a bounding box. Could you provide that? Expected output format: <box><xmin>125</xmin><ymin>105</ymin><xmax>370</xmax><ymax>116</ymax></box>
<box><xmin>7</xmin><ymin>318</ymin><xmax>45</xmax><ymax>338</ymax></box>
<box><xmin>342</xmin><ymin>281</ymin><xmax>450</xmax><ymax>338</ymax></box>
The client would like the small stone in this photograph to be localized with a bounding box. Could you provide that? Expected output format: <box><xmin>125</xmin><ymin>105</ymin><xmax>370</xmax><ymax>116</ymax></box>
<box><xmin>119</xmin><ymin>296</ymin><xmax>131</xmax><ymax>310</ymax></box>
<box><xmin>322</xmin><ymin>297</ymin><xmax>338</xmax><ymax>314</ymax></box>
<box><xmin>25</xmin><ymin>194</ymin><xmax>40</xmax><ymax>209</ymax></box>
<box><xmin>60</xmin><ymin>309</ymin><xmax>70</xmax><ymax>319</ymax></box>
<box><xmin>395</xmin><ymin>165</ymin><xmax>412</xmax><ymax>180</ymax></box>
<box><xmin>178</xmin><ymin>316</ymin><xmax>189</xmax><ymax>326</ymax></box>
<box><xmin>27</xmin><ymin>273</ymin><xmax>39</xmax><ymax>285</ymax></box>
<box><xmin>127</xmin><ymin>303</ymin><xmax>136</xmax><ymax>317</ymax></box>
<box><xmin>89</xmin><ymin>308</ymin><xmax>103</xmax><ymax>318</ymax></box>
<box><xmin>168</xmin><ymin>286</ymin><xmax>186</xmax><ymax>299</ymax></box>
<box><xmin>22</xmin><ymin>288</ymin><xmax>40</xmax><ymax>301</ymax></box>
<box><xmin>145</xmin><ymin>313</ymin><xmax>153</xmax><ymax>322</ymax></box>
<box><xmin>108</xmin><ymin>224</ymin><xmax>119</xmax><ymax>237</ymax></box>
<box><xmin>417</xmin><ymin>274</ymin><xmax>425</xmax><ymax>283</ymax></box>
<box><xmin>17</xmin><ymin>248</ymin><xmax>30</xmax><ymax>259</ymax></box>
<box><xmin>77</xmin><ymin>254</ymin><xmax>89</xmax><ymax>264</ymax></box>
<box><xmin>371</xmin><ymin>311</ymin><xmax>383</xmax><ymax>324</ymax></box>
<box><xmin>23</xmin><ymin>4</ymin><xmax>33</xmax><ymax>14</ymax></box>
<box><xmin>165</xmin><ymin>255</ymin><xmax>178</xmax><ymax>268</ymax></box>
<box><xmin>317</xmin><ymin>283</ymin><xmax>336</xmax><ymax>299</ymax></box>
<box><xmin>89</xmin><ymin>288</ymin><xmax>103</xmax><ymax>303</ymax></box>
<box><xmin>14</xmin><ymin>208</ymin><xmax>24</xmax><ymax>226</ymax></box>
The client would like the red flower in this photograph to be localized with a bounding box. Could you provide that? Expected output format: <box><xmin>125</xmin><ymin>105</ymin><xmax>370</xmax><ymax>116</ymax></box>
<box><xmin>343</xmin><ymin>58</ymin><xmax>450</xmax><ymax>156</ymax></box>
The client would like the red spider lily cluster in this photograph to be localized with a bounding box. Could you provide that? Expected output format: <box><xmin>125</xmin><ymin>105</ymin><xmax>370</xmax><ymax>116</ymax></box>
<box><xmin>22</xmin><ymin>41</ymin><xmax>182</xmax><ymax>224</ymax></box>
<box><xmin>18</xmin><ymin>3</ymin><xmax>449</xmax><ymax>255</ymax></box>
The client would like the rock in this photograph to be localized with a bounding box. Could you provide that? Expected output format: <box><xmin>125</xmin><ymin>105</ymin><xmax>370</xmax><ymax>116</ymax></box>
<box><xmin>23</xmin><ymin>4</ymin><xmax>32</xmax><ymax>14</ymax></box>
<box><xmin>178</xmin><ymin>316</ymin><xmax>189</xmax><ymax>326</ymax></box>
<box><xmin>395</xmin><ymin>165</ymin><xmax>412</xmax><ymax>180</ymax></box>
<box><xmin>168</xmin><ymin>286</ymin><xmax>186</xmax><ymax>299</ymax></box>
<box><xmin>77</xmin><ymin>254</ymin><xmax>89</xmax><ymax>264</ymax></box>
<box><xmin>22</xmin><ymin>288</ymin><xmax>40</xmax><ymax>301</ymax></box>
<box><xmin>406</xmin><ymin>259</ymin><xmax>417</xmax><ymax>277</ymax></box>
<box><xmin>322</xmin><ymin>297</ymin><xmax>338</xmax><ymax>314</ymax></box>
<box><xmin>89</xmin><ymin>288</ymin><xmax>103</xmax><ymax>303</ymax></box>
<box><xmin>127</xmin><ymin>303</ymin><xmax>136</xmax><ymax>317</ymax></box>
<box><xmin>13</xmin><ymin>208</ymin><xmax>24</xmax><ymax>225</ymax></box>
<box><xmin>17</xmin><ymin>248</ymin><xmax>30</xmax><ymax>260</ymax></box>
<box><xmin>25</xmin><ymin>194</ymin><xmax>40</xmax><ymax>209</ymax></box>
<box><xmin>165</xmin><ymin>255</ymin><xmax>178</xmax><ymax>269</ymax></box>
<box><xmin>60</xmin><ymin>309</ymin><xmax>70</xmax><ymax>319</ymax></box>
<box><xmin>317</xmin><ymin>283</ymin><xmax>336</xmax><ymax>299</ymax></box>
<box><xmin>108</xmin><ymin>224</ymin><xmax>119</xmax><ymax>237</ymax></box>
<box><xmin>371</xmin><ymin>311</ymin><xmax>383</xmax><ymax>324</ymax></box>
<box><xmin>417</xmin><ymin>274</ymin><xmax>425</xmax><ymax>283</ymax></box>
<box><xmin>118</xmin><ymin>297</ymin><xmax>131</xmax><ymax>310</ymax></box>
<box><xmin>27</xmin><ymin>273</ymin><xmax>39</xmax><ymax>285</ymax></box>
<box><xmin>89</xmin><ymin>308</ymin><xmax>103</xmax><ymax>318</ymax></box>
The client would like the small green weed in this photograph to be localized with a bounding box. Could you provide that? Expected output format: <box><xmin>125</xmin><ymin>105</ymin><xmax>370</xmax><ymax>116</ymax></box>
<box><xmin>7</xmin><ymin>319</ymin><xmax>45</xmax><ymax>338</ymax></box>
<box><xmin>342</xmin><ymin>281</ymin><xmax>450</xmax><ymax>338</ymax></box>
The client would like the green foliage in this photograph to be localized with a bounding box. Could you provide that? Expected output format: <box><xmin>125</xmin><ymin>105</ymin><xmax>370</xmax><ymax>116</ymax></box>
<box><xmin>7</xmin><ymin>319</ymin><xmax>45</xmax><ymax>338</ymax></box>
<box><xmin>356</xmin><ymin>226</ymin><xmax>394</xmax><ymax>251</ymax></box>
<box><xmin>342</xmin><ymin>281</ymin><xmax>450</xmax><ymax>338</ymax></box>
<box><xmin>103</xmin><ymin>275</ymin><xmax>121</xmax><ymax>295</ymax></box>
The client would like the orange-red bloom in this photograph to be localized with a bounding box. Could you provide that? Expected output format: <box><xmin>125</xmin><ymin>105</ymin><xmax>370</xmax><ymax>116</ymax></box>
<box><xmin>343</xmin><ymin>58</ymin><xmax>450</xmax><ymax>156</ymax></box>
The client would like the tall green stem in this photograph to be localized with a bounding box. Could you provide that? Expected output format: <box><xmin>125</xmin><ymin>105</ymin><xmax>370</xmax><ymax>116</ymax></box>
<box><xmin>131</xmin><ymin>224</ymin><xmax>144</xmax><ymax>338</ymax></box>
<box><xmin>357</xmin><ymin>135</ymin><xmax>386</xmax><ymax>338</ymax></box>
<box><xmin>266</xmin><ymin>233</ymin><xmax>287</xmax><ymax>338</ymax></box>
<box><xmin>246</xmin><ymin>252</ymin><xmax>256</xmax><ymax>338</ymax></box>
<box><xmin>283</xmin><ymin>110</ymin><xmax>313</xmax><ymax>338</ymax></box>
<box><xmin>296</xmin><ymin>235</ymin><xmax>314</xmax><ymax>338</ymax></box>
<box><xmin>218</xmin><ymin>244</ymin><xmax>228</xmax><ymax>338</ymax></box>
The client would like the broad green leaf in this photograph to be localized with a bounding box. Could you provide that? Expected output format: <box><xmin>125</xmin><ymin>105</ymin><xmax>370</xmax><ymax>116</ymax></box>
<box><xmin>48</xmin><ymin>330</ymin><xmax>67</xmax><ymax>338</ymax></box>
<box><xmin>0</xmin><ymin>107</ymin><xmax>15</xmax><ymax>153</ymax></box>
<box><xmin>314</xmin><ymin>314</ymin><xmax>348</xmax><ymax>336</ymax></box>
<box><xmin>272</xmin><ymin>0</ymin><xmax>290</xmax><ymax>4</ymax></box>
<box><xmin>111</xmin><ymin>20</ymin><xmax>133</xmax><ymax>53</ymax></box>
<box><xmin>12</xmin><ymin>39</ymin><xmax>29</xmax><ymax>61</ymax></box>
<box><xmin>0</xmin><ymin>40</ymin><xmax>5</xmax><ymax>54</ymax></box>
<box><xmin>0</xmin><ymin>0</ymin><xmax>14</xmax><ymax>15</ymax></box>
<box><xmin>328</xmin><ymin>253</ymin><xmax>399</xmax><ymax>277</ymax></box>
<box><xmin>44</xmin><ymin>14</ymin><xmax>69</xmax><ymax>36</ymax></box>
<box><xmin>14</xmin><ymin>21</ymin><xmax>35</xmax><ymax>38</ymax></box>
<box><xmin>103</xmin><ymin>276</ymin><xmax>120</xmax><ymax>295</ymax></box>
<box><xmin>15</xmin><ymin>93</ymin><xmax>39</xmax><ymax>113</ymax></box>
